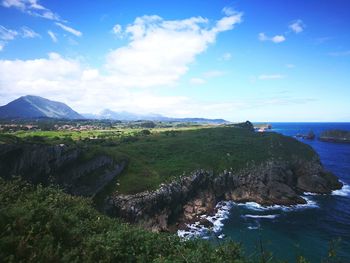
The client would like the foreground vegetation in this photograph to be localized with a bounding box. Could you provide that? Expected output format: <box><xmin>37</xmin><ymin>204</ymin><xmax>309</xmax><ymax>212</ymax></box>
<box><xmin>0</xmin><ymin>178</ymin><xmax>246</xmax><ymax>262</ymax></box>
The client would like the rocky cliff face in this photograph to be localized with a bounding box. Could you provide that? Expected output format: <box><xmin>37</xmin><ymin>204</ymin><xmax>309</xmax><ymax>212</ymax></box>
<box><xmin>0</xmin><ymin>144</ymin><xmax>126</xmax><ymax>197</ymax></box>
<box><xmin>106</xmin><ymin>158</ymin><xmax>342</xmax><ymax>232</ymax></box>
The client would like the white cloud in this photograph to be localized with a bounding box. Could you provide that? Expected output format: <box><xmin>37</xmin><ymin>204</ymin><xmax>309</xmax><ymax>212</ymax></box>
<box><xmin>55</xmin><ymin>22</ymin><xmax>82</xmax><ymax>37</ymax></box>
<box><xmin>0</xmin><ymin>11</ymin><xmax>244</xmax><ymax>116</ymax></box>
<box><xmin>21</xmin><ymin>26</ymin><xmax>40</xmax><ymax>38</ymax></box>
<box><xmin>0</xmin><ymin>25</ymin><xmax>18</xmax><ymax>40</ymax></box>
<box><xmin>112</xmin><ymin>24</ymin><xmax>122</xmax><ymax>36</ymax></box>
<box><xmin>1</xmin><ymin>0</ymin><xmax>60</xmax><ymax>21</ymax></box>
<box><xmin>258</xmin><ymin>74</ymin><xmax>285</xmax><ymax>80</ymax></box>
<box><xmin>258</xmin><ymin>32</ymin><xmax>268</xmax><ymax>42</ymax></box>
<box><xmin>0</xmin><ymin>25</ymin><xmax>19</xmax><ymax>50</ymax></box>
<box><xmin>203</xmin><ymin>70</ymin><xmax>225</xmax><ymax>78</ymax></box>
<box><xmin>0</xmin><ymin>53</ymin><xmax>82</xmax><ymax>102</ymax></box>
<box><xmin>259</xmin><ymin>32</ymin><xmax>285</xmax><ymax>43</ymax></box>
<box><xmin>0</xmin><ymin>52</ymin><xmax>316</xmax><ymax>120</ymax></box>
<box><xmin>190</xmin><ymin>78</ymin><xmax>206</xmax><ymax>85</ymax></box>
<box><xmin>1</xmin><ymin>0</ymin><xmax>25</xmax><ymax>9</ymax></box>
<box><xmin>220</xmin><ymin>52</ymin><xmax>232</xmax><ymax>61</ymax></box>
<box><xmin>286</xmin><ymin>64</ymin><xmax>295</xmax><ymax>68</ymax></box>
<box><xmin>222</xmin><ymin>7</ymin><xmax>236</xmax><ymax>16</ymax></box>
<box><xmin>47</xmin><ymin>30</ymin><xmax>57</xmax><ymax>42</ymax></box>
<box><xmin>328</xmin><ymin>50</ymin><xmax>350</xmax><ymax>57</ymax></box>
<box><xmin>289</xmin><ymin>20</ymin><xmax>304</xmax><ymax>34</ymax></box>
<box><xmin>106</xmin><ymin>12</ymin><xmax>242</xmax><ymax>88</ymax></box>
<box><xmin>271</xmin><ymin>35</ymin><xmax>285</xmax><ymax>43</ymax></box>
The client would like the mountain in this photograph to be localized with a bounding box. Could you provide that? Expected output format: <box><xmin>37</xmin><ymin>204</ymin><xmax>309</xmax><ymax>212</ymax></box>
<box><xmin>83</xmin><ymin>109</ymin><xmax>227</xmax><ymax>124</ymax></box>
<box><xmin>0</xmin><ymin>95</ymin><xmax>83</xmax><ymax>119</ymax></box>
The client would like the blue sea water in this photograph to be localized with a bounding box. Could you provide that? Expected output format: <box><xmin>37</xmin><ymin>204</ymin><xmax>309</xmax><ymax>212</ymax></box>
<box><xmin>221</xmin><ymin>123</ymin><xmax>350</xmax><ymax>262</ymax></box>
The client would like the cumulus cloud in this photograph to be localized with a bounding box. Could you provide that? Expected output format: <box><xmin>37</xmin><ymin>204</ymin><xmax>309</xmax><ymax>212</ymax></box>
<box><xmin>55</xmin><ymin>22</ymin><xmax>82</xmax><ymax>37</ymax></box>
<box><xmin>0</xmin><ymin>52</ymin><xmax>314</xmax><ymax>120</ymax></box>
<box><xmin>47</xmin><ymin>30</ymin><xmax>57</xmax><ymax>42</ymax></box>
<box><xmin>258</xmin><ymin>74</ymin><xmax>285</xmax><ymax>80</ymax></box>
<box><xmin>106</xmin><ymin>12</ymin><xmax>242</xmax><ymax>88</ymax></box>
<box><xmin>271</xmin><ymin>35</ymin><xmax>285</xmax><ymax>43</ymax></box>
<box><xmin>0</xmin><ymin>53</ymin><xmax>82</xmax><ymax>102</ymax></box>
<box><xmin>259</xmin><ymin>32</ymin><xmax>285</xmax><ymax>43</ymax></box>
<box><xmin>289</xmin><ymin>19</ymin><xmax>304</xmax><ymax>34</ymax></box>
<box><xmin>0</xmin><ymin>11</ymin><xmax>244</xmax><ymax>116</ymax></box>
<box><xmin>1</xmin><ymin>0</ymin><xmax>60</xmax><ymax>21</ymax></box>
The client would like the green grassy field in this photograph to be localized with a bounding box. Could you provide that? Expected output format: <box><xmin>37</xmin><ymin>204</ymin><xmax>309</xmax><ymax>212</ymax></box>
<box><xmin>1</xmin><ymin>125</ymin><xmax>316</xmax><ymax>195</ymax></box>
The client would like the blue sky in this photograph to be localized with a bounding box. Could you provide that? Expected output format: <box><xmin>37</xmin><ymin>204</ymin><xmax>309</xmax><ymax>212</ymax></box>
<box><xmin>0</xmin><ymin>0</ymin><xmax>349</xmax><ymax>121</ymax></box>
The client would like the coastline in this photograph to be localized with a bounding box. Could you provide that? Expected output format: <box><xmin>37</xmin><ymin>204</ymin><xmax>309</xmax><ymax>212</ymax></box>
<box><xmin>106</xmin><ymin>157</ymin><xmax>342</xmax><ymax>233</ymax></box>
<box><xmin>178</xmin><ymin>182</ymin><xmax>349</xmax><ymax>240</ymax></box>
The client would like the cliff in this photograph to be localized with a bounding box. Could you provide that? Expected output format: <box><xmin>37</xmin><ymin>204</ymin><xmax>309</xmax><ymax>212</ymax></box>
<box><xmin>106</xmin><ymin>157</ymin><xmax>342</xmax><ymax>232</ymax></box>
<box><xmin>0</xmin><ymin>143</ymin><xmax>126</xmax><ymax>197</ymax></box>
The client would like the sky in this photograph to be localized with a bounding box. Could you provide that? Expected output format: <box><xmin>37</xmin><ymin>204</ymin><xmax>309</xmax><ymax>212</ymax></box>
<box><xmin>0</xmin><ymin>0</ymin><xmax>350</xmax><ymax>122</ymax></box>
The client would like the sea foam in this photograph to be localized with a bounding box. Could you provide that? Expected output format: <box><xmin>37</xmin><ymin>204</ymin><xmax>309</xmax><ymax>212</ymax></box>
<box><xmin>177</xmin><ymin>197</ymin><xmax>319</xmax><ymax>239</ymax></box>
<box><xmin>332</xmin><ymin>182</ymin><xmax>350</xmax><ymax>197</ymax></box>
<box><xmin>243</xmin><ymin>214</ymin><xmax>279</xmax><ymax>219</ymax></box>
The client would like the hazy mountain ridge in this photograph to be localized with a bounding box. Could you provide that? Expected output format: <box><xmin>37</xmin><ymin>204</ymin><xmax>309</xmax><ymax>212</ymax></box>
<box><xmin>0</xmin><ymin>95</ymin><xmax>83</xmax><ymax>119</ymax></box>
<box><xmin>0</xmin><ymin>96</ymin><xmax>227</xmax><ymax>123</ymax></box>
<box><xmin>83</xmin><ymin>109</ymin><xmax>228</xmax><ymax>123</ymax></box>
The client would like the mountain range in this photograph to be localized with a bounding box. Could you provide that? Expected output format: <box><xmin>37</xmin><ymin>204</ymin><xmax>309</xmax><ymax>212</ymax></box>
<box><xmin>0</xmin><ymin>95</ymin><xmax>227</xmax><ymax>123</ymax></box>
<box><xmin>0</xmin><ymin>95</ymin><xmax>83</xmax><ymax>119</ymax></box>
<box><xmin>83</xmin><ymin>109</ymin><xmax>227</xmax><ymax>123</ymax></box>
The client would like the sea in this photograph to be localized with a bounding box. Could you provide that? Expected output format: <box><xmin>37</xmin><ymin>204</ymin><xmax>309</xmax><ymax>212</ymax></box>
<box><xmin>178</xmin><ymin>123</ymin><xmax>350</xmax><ymax>262</ymax></box>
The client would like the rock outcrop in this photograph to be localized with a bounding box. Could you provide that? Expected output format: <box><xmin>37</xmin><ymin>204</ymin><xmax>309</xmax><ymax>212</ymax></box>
<box><xmin>319</xmin><ymin>130</ymin><xmax>350</xmax><ymax>143</ymax></box>
<box><xmin>106</xmin><ymin>157</ymin><xmax>342</xmax><ymax>232</ymax></box>
<box><xmin>0</xmin><ymin>143</ymin><xmax>126</xmax><ymax>197</ymax></box>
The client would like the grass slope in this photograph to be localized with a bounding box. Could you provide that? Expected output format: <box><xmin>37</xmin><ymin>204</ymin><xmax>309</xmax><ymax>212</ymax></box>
<box><xmin>113</xmin><ymin>127</ymin><xmax>316</xmax><ymax>194</ymax></box>
<box><xmin>0</xmin><ymin>178</ymin><xmax>245</xmax><ymax>263</ymax></box>
<box><xmin>1</xmin><ymin>126</ymin><xmax>316</xmax><ymax>194</ymax></box>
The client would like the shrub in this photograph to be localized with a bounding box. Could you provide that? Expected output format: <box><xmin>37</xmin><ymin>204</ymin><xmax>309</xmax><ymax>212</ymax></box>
<box><xmin>0</xmin><ymin>178</ymin><xmax>246</xmax><ymax>262</ymax></box>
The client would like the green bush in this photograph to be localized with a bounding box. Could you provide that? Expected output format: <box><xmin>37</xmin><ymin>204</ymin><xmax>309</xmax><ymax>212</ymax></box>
<box><xmin>0</xmin><ymin>178</ymin><xmax>246</xmax><ymax>263</ymax></box>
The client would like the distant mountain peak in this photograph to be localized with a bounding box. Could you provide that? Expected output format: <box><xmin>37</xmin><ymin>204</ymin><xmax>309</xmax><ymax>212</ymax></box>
<box><xmin>0</xmin><ymin>95</ymin><xmax>83</xmax><ymax>119</ymax></box>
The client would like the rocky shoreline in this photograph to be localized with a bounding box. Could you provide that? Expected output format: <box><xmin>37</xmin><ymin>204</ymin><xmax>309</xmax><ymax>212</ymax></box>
<box><xmin>0</xmin><ymin>141</ymin><xmax>343</xmax><ymax>234</ymax></box>
<box><xmin>105</xmin><ymin>157</ymin><xmax>342</xmax><ymax>232</ymax></box>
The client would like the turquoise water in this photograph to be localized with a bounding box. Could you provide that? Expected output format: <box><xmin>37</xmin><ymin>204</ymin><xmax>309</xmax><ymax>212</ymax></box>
<box><xmin>221</xmin><ymin>123</ymin><xmax>350</xmax><ymax>262</ymax></box>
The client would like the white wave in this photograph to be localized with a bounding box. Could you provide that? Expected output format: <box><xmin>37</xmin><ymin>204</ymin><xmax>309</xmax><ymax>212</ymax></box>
<box><xmin>234</xmin><ymin>197</ymin><xmax>319</xmax><ymax>212</ymax></box>
<box><xmin>303</xmin><ymin>192</ymin><xmax>319</xmax><ymax>196</ymax></box>
<box><xmin>243</xmin><ymin>214</ymin><xmax>278</xmax><ymax>219</ymax></box>
<box><xmin>177</xmin><ymin>201</ymin><xmax>233</xmax><ymax>240</ymax></box>
<box><xmin>332</xmin><ymin>183</ymin><xmax>350</xmax><ymax>197</ymax></box>
<box><xmin>177</xmin><ymin>197</ymin><xmax>319</xmax><ymax>240</ymax></box>
<box><xmin>205</xmin><ymin>201</ymin><xmax>233</xmax><ymax>233</ymax></box>
<box><xmin>248</xmin><ymin>226</ymin><xmax>260</xmax><ymax>230</ymax></box>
